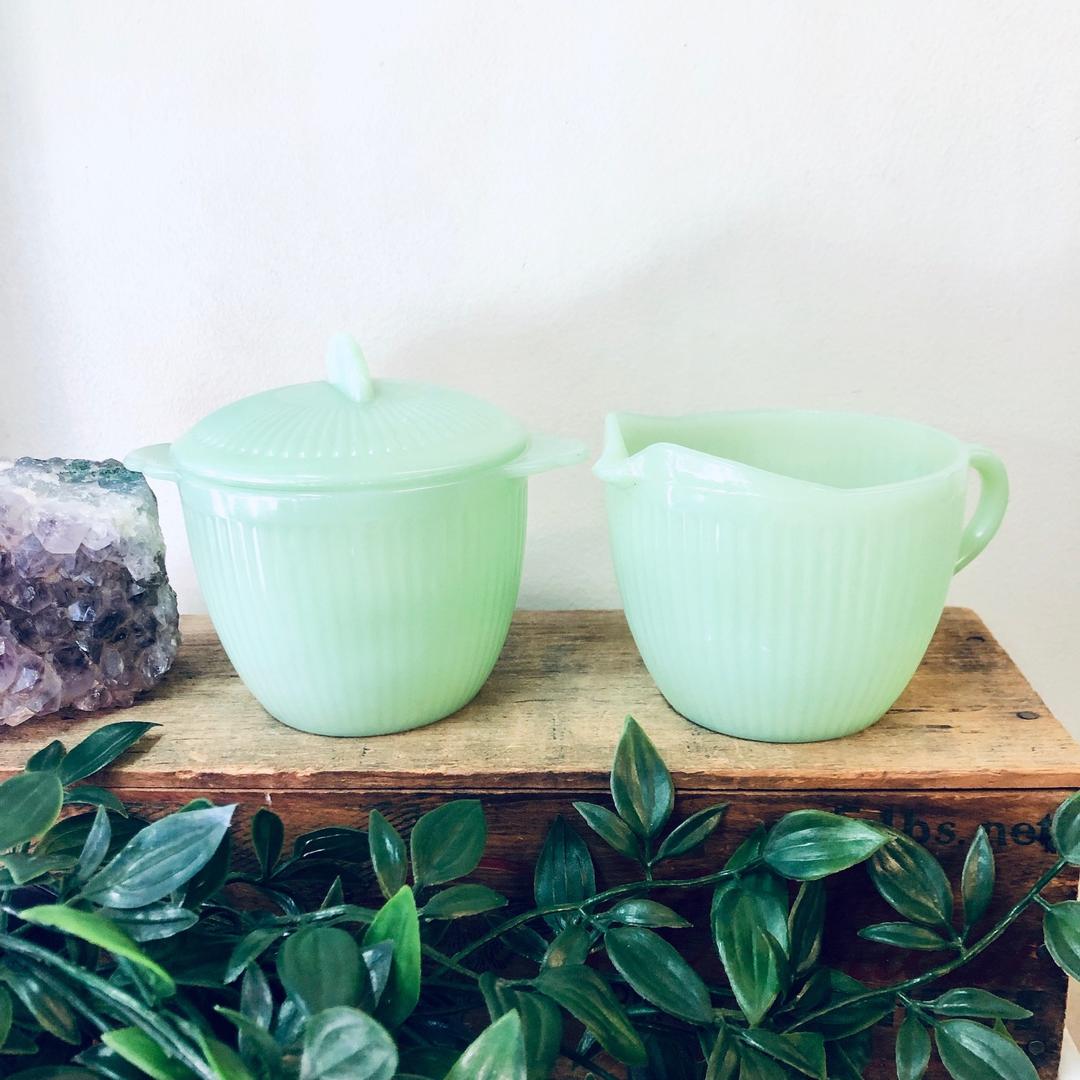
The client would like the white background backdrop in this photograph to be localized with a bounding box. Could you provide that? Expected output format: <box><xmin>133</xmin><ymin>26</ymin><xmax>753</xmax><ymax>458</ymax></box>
<box><xmin>2</xmin><ymin>2</ymin><xmax>1078</xmax><ymax>733</ymax></box>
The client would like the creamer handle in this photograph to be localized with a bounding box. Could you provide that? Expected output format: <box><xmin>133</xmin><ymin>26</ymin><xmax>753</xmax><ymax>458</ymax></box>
<box><xmin>954</xmin><ymin>446</ymin><xmax>1008</xmax><ymax>573</ymax></box>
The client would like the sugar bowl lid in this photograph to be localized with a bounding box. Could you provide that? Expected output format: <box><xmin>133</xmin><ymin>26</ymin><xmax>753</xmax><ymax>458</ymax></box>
<box><xmin>167</xmin><ymin>335</ymin><xmax>529</xmax><ymax>490</ymax></box>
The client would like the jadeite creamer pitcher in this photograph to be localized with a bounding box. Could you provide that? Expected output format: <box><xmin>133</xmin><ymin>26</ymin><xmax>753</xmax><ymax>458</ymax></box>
<box><xmin>126</xmin><ymin>335</ymin><xmax>585</xmax><ymax>737</ymax></box>
<box><xmin>595</xmin><ymin>411</ymin><xmax>1008</xmax><ymax>742</ymax></box>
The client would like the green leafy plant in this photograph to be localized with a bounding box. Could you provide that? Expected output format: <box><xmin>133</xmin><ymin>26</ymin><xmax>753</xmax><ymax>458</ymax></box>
<box><xmin>0</xmin><ymin>716</ymin><xmax>1077</xmax><ymax>1078</ymax></box>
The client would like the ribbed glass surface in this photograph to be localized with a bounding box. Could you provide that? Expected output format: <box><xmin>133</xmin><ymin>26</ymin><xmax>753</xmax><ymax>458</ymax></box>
<box><xmin>181</xmin><ymin>479</ymin><xmax>527</xmax><ymax>736</ymax></box>
<box><xmin>171</xmin><ymin>378</ymin><xmax>527</xmax><ymax>490</ymax></box>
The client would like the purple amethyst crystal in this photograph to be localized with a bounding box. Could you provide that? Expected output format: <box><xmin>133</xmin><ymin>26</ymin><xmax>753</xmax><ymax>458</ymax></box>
<box><xmin>0</xmin><ymin>457</ymin><xmax>179</xmax><ymax>725</ymax></box>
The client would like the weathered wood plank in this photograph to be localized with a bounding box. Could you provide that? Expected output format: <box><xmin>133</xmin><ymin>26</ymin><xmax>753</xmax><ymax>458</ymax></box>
<box><xmin>105</xmin><ymin>785</ymin><xmax>1074</xmax><ymax>1080</ymax></box>
<box><xmin>1</xmin><ymin>608</ymin><xmax>1077</xmax><ymax>792</ymax></box>
<box><xmin>2</xmin><ymin>608</ymin><xmax>1074</xmax><ymax>1078</ymax></box>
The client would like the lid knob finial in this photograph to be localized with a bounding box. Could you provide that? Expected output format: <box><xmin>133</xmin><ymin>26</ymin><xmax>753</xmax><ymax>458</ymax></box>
<box><xmin>325</xmin><ymin>333</ymin><xmax>375</xmax><ymax>403</ymax></box>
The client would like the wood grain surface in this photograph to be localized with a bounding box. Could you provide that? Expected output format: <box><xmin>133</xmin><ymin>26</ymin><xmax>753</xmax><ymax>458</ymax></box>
<box><xmin>1</xmin><ymin>608</ymin><xmax>1077</xmax><ymax>1078</ymax></box>
<box><xmin>1</xmin><ymin>608</ymin><xmax>1077</xmax><ymax>793</ymax></box>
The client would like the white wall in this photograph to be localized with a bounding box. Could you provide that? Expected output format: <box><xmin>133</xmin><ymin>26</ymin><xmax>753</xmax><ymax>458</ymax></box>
<box><xmin>2</xmin><ymin>1</ymin><xmax>1078</xmax><ymax>729</ymax></box>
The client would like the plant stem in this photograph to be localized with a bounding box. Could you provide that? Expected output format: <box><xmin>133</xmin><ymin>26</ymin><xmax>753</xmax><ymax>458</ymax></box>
<box><xmin>787</xmin><ymin>856</ymin><xmax>1068</xmax><ymax>1032</ymax></box>
<box><xmin>451</xmin><ymin>865</ymin><xmax>742</xmax><ymax>963</ymax></box>
<box><xmin>559</xmin><ymin>1048</ymin><xmax>623</xmax><ymax>1080</ymax></box>
<box><xmin>421</xmin><ymin>943</ymin><xmax>480</xmax><ymax>980</ymax></box>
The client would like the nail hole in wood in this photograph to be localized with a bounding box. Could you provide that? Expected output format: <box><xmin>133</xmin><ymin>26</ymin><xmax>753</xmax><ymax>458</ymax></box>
<box><xmin>1017</xmin><ymin>710</ymin><xmax>1040</xmax><ymax>720</ymax></box>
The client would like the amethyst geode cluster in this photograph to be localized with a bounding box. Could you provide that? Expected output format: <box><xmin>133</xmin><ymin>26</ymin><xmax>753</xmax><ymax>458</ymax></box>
<box><xmin>0</xmin><ymin>457</ymin><xmax>179</xmax><ymax>726</ymax></box>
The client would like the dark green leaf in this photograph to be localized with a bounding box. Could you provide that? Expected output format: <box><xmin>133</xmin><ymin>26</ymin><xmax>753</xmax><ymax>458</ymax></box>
<box><xmin>274</xmin><ymin>828</ymin><xmax>367</xmax><ymax>878</ymax></box>
<box><xmin>73</xmin><ymin>1044</ymin><xmax>149</xmax><ymax>1079</ymax></box>
<box><xmin>991</xmin><ymin>1017</ymin><xmax>1019</xmax><ymax>1046</ymax></box>
<box><xmin>299</xmin><ymin>1006</ymin><xmax>397</xmax><ymax>1080</ymax></box>
<box><xmin>0</xmin><ymin>770</ymin><xmax>64</xmax><ymax>851</ymax></box>
<box><xmin>251</xmin><ymin>809</ymin><xmax>283</xmax><ymax>879</ymax></box>
<box><xmin>542</xmin><ymin>923</ymin><xmax>592</xmax><ymax>969</ymax></box>
<box><xmin>640</xmin><ymin>1031</ymin><xmax>701</xmax><ymax>1080</ymax></box>
<box><xmin>479</xmin><ymin>969</ymin><xmax>510</xmax><ymax>1019</ymax></box>
<box><xmin>655</xmin><ymin>803</ymin><xmax>729</xmax><ymax>861</ymax></box>
<box><xmin>534</xmin><ymin>815</ymin><xmax>596</xmax><ymax>931</ymax></box>
<box><xmin>37</xmin><ymin>809</ymin><xmax>144</xmax><ymax>859</ymax></box>
<box><xmin>368</xmin><ymin>809</ymin><xmax>407</xmax><ymax>898</ymax></box>
<box><xmin>827</xmin><ymin>1029</ymin><xmax>874</xmax><ymax>1079</ymax></box>
<box><xmin>396</xmin><ymin>1046</ymin><xmax>460</xmax><ymax>1078</ymax></box>
<box><xmin>445</xmin><ymin>1010</ymin><xmax>526</xmax><ymax>1080</ymax></box>
<box><xmin>705</xmin><ymin>1025</ymin><xmax>739</xmax><ymax>1080</ymax></box>
<box><xmin>215</xmin><ymin>1007</ymin><xmax>282</xmax><ymax>1079</ymax></box>
<box><xmin>514</xmin><ymin>991</ymin><xmax>562</xmax><ymax>1080</ymax></box>
<box><xmin>737</xmin><ymin>1045</ymin><xmax>789</xmax><ymax>1080</ymax></box>
<box><xmin>603</xmin><ymin>899</ymin><xmax>690</xmax><ymax>928</ymax></box>
<box><xmin>1052</xmin><ymin>790</ymin><xmax>1080</xmax><ymax>864</ymax></box>
<box><xmin>573</xmin><ymin>801</ymin><xmax>644</xmax><ymax>862</ymax></box>
<box><xmin>272</xmin><ymin>997</ymin><xmax>305</xmax><ymax>1050</ymax></box>
<box><xmin>961</xmin><ymin>827</ymin><xmax>995</xmax><ymax>931</ymax></box>
<box><xmin>422</xmin><ymin>883</ymin><xmax>507</xmax><ymax>919</ymax></box>
<box><xmin>1044</xmin><ymin>900</ymin><xmax>1080</xmax><ymax>979</ymax></box>
<box><xmin>183</xmin><ymin>829</ymin><xmax>232</xmax><ymax>906</ymax></box>
<box><xmin>25</xmin><ymin>739</ymin><xmax>66</xmax><ymax>772</ymax></box>
<box><xmin>869</xmin><ymin>831</ymin><xmax>954</xmax><ymax>930</ymax></box>
<box><xmin>0</xmin><ymin>985</ymin><xmax>11</xmax><ymax>1048</ymax></box>
<box><xmin>714</xmin><ymin>871</ymin><xmax>790</xmax><ymax>953</ymax></box>
<box><xmin>362</xmin><ymin>885</ymin><xmax>421</xmax><ymax>1028</ymax></box>
<box><xmin>804</xmin><ymin>970</ymin><xmax>893</xmax><ymax>1040</ymax></box>
<box><xmin>75</xmin><ymin>805</ymin><xmax>112</xmax><ymax>884</ymax></box>
<box><xmin>0</xmin><ymin>1027</ymin><xmax>39</xmax><ymax>1056</ymax></box>
<box><xmin>935</xmin><ymin>1018</ymin><xmax>1039</xmax><ymax>1080</ymax></box>
<box><xmin>1</xmin><ymin>964</ymin><xmax>80</xmax><ymax>1044</ymax></box>
<box><xmin>241</xmin><ymin>962</ymin><xmax>274</xmax><ymax>1029</ymax></box>
<box><xmin>179</xmin><ymin>798</ymin><xmax>215</xmax><ymax>812</ymax></box>
<box><xmin>6</xmin><ymin>1067</ymin><xmax>87</xmax><ymax>1080</ymax></box>
<box><xmin>786</xmin><ymin>967</ymin><xmax>832</xmax><ymax>1017</ymax></box>
<box><xmin>928</xmin><ymin>988</ymin><xmax>1032</xmax><ymax>1020</ymax></box>
<box><xmin>362</xmin><ymin>940</ymin><xmax>394</xmax><ymax>1005</ymax></box>
<box><xmin>536</xmin><ymin>964</ymin><xmax>647</xmax><ymax>1065</ymax></box>
<box><xmin>500</xmin><ymin>923</ymin><xmax>549</xmax><ymax>964</ymax></box>
<box><xmin>277</xmin><ymin>927</ymin><xmax>367</xmax><ymax>1014</ymax></box>
<box><xmin>197</xmin><ymin>1030</ymin><xmax>256</xmax><ymax>1080</ymax></box>
<box><xmin>64</xmin><ymin>785</ymin><xmax>127</xmax><ymax>815</ymax></box>
<box><xmin>103</xmin><ymin>904</ymin><xmax>199</xmax><ymax>942</ymax></box>
<box><xmin>763</xmin><ymin>810</ymin><xmax>888</xmax><ymax>880</ymax></box>
<box><xmin>896</xmin><ymin>1012</ymin><xmax>931</xmax><ymax>1080</ymax></box>
<box><xmin>788</xmin><ymin>881</ymin><xmax>825</xmax><ymax>975</ymax></box>
<box><xmin>0</xmin><ymin>851</ymin><xmax>76</xmax><ymax>884</ymax></box>
<box><xmin>713</xmin><ymin>888</ymin><xmax>779</xmax><ymax>1027</ymax></box>
<box><xmin>59</xmin><ymin>721</ymin><xmax>158</xmax><ymax>784</ymax></box>
<box><xmin>725</xmin><ymin>825</ymin><xmax>766</xmax><ymax>872</ymax></box>
<box><xmin>410</xmin><ymin>801</ymin><xmax>486</xmax><ymax>889</ymax></box>
<box><xmin>225</xmin><ymin>928</ymin><xmax>285</xmax><ymax>984</ymax></box>
<box><xmin>605</xmin><ymin>926</ymin><xmax>713</xmax><ymax>1024</ymax></box>
<box><xmin>321</xmin><ymin>875</ymin><xmax>344</xmax><ymax>909</ymax></box>
<box><xmin>610</xmin><ymin>716</ymin><xmax>673</xmax><ymax>839</ymax></box>
<box><xmin>20</xmin><ymin>904</ymin><xmax>176</xmax><ymax>991</ymax></box>
<box><xmin>291</xmin><ymin>825</ymin><xmax>367</xmax><ymax>860</ymax></box>
<box><xmin>738</xmin><ymin>1029</ymin><xmax>826</xmax><ymax>1079</ymax></box>
<box><xmin>859</xmin><ymin>922</ymin><xmax>953</xmax><ymax>950</ymax></box>
<box><xmin>80</xmin><ymin>803</ymin><xmax>234</xmax><ymax>908</ymax></box>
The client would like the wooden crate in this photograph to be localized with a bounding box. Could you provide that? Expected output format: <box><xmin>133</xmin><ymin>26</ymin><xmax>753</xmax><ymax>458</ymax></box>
<box><xmin>2</xmin><ymin>607</ymin><xmax>1078</xmax><ymax>1078</ymax></box>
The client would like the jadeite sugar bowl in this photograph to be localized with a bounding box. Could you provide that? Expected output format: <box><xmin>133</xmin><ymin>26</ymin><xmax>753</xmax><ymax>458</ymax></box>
<box><xmin>126</xmin><ymin>335</ymin><xmax>585</xmax><ymax>736</ymax></box>
<box><xmin>595</xmin><ymin>410</ymin><xmax>1008</xmax><ymax>743</ymax></box>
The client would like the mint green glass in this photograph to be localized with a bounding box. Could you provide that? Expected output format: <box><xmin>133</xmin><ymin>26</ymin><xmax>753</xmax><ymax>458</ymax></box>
<box><xmin>595</xmin><ymin>411</ymin><xmax>1008</xmax><ymax>742</ymax></box>
<box><xmin>126</xmin><ymin>336</ymin><xmax>584</xmax><ymax>737</ymax></box>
